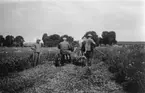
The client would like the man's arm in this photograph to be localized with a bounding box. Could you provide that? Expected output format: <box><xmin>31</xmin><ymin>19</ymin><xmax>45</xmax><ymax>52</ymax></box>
<box><xmin>90</xmin><ymin>39</ymin><xmax>96</xmax><ymax>45</ymax></box>
<box><xmin>31</xmin><ymin>44</ymin><xmax>36</xmax><ymax>51</ymax></box>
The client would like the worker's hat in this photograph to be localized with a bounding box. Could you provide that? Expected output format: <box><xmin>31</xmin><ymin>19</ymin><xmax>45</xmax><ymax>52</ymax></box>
<box><xmin>63</xmin><ymin>37</ymin><xmax>67</xmax><ymax>40</ymax></box>
<box><xmin>87</xmin><ymin>34</ymin><xmax>92</xmax><ymax>37</ymax></box>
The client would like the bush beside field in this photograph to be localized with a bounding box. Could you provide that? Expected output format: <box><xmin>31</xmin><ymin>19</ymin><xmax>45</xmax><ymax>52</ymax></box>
<box><xmin>94</xmin><ymin>45</ymin><xmax>145</xmax><ymax>93</ymax></box>
<box><xmin>0</xmin><ymin>47</ymin><xmax>59</xmax><ymax>77</ymax></box>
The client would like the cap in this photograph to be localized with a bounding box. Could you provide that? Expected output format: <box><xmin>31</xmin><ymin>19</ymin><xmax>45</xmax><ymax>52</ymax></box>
<box><xmin>63</xmin><ymin>37</ymin><xmax>67</xmax><ymax>40</ymax></box>
<box><xmin>87</xmin><ymin>34</ymin><xmax>92</xmax><ymax>37</ymax></box>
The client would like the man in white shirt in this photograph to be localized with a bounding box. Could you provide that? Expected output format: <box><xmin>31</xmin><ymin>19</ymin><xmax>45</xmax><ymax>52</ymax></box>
<box><xmin>83</xmin><ymin>34</ymin><xmax>96</xmax><ymax>66</ymax></box>
<box><xmin>31</xmin><ymin>39</ymin><xmax>41</xmax><ymax>66</ymax></box>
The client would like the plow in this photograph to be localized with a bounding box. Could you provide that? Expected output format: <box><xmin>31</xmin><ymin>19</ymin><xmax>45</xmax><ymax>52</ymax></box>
<box><xmin>54</xmin><ymin>47</ymin><xmax>107</xmax><ymax>67</ymax></box>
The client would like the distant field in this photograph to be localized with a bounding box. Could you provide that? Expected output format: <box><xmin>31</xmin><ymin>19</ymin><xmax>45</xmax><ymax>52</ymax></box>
<box><xmin>117</xmin><ymin>41</ymin><xmax>145</xmax><ymax>45</ymax></box>
<box><xmin>0</xmin><ymin>47</ymin><xmax>59</xmax><ymax>54</ymax></box>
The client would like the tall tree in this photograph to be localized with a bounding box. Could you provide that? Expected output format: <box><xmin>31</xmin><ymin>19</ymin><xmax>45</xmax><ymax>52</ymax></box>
<box><xmin>98</xmin><ymin>37</ymin><xmax>103</xmax><ymax>45</ymax></box>
<box><xmin>46</xmin><ymin>34</ymin><xmax>61</xmax><ymax>47</ymax></box>
<box><xmin>101</xmin><ymin>31</ymin><xmax>117</xmax><ymax>45</ymax></box>
<box><xmin>49</xmin><ymin>34</ymin><xmax>60</xmax><ymax>41</ymax></box>
<box><xmin>14</xmin><ymin>36</ymin><xmax>25</xmax><ymax>47</ymax></box>
<box><xmin>4</xmin><ymin>35</ymin><xmax>14</xmax><ymax>47</ymax></box>
<box><xmin>0</xmin><ymin>35</ymin><xmax>5</xmax><ymax>46</ymax></box>
<box><xmin>108</xmin><ymin>31</ymin><xmax>117</xmax><ymax>45</ymax></box>
<box><xmin>101</xmin><ymin>31</ymin><xmax>109</xmax><ymax>45</ymax></box>
<box><xmin>42</xmin><ymin>33</ymin><xmax>48</xmax><ymax>46</ymax></box>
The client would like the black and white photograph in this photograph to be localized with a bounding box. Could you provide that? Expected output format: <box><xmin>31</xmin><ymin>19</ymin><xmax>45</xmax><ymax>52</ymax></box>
<box><xmin>0</xmin><ymin>0</ymin><xmax>145</xmax><ymax>93</ymax></box>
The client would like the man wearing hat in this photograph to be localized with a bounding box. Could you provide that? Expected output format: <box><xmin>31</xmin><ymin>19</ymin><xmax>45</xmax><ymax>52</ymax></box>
<box><xmin>58</xmin><ymin>37</ymin><xmax>72</xmax><ymax>65</ymax></box>
<box><xmin>84</xmin><ymin>34</ymin><xmax>96</xmax><ymax>66</ymax></box>
<box><xmin>31</xmin><ymin>39</ymin><xmax>41</xmax><ymax>66</ymax></box>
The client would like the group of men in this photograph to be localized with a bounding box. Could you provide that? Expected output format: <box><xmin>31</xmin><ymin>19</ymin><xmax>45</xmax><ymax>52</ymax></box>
<box><xmin>31</xmin><ymin>34</ymin><xmax>96</xmax><ymax>66</ymax></box>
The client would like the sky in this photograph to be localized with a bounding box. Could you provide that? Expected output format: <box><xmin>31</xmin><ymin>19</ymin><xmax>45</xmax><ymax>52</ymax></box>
<box><xmin>0</xmin><ymin>0</ymin><xmax>145</xmax><ymax>42</ymax></box>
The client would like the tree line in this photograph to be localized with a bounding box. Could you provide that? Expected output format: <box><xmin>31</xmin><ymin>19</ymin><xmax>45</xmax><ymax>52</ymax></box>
<box><xmin>42</xmin><ymin>31</ymin><xmax>117</xmax><ymax>47</ymax></box>
<box><xmin>42</xmin><ymin>33</ymin><xmax>74</xmax><ymax>47</ymax></box>
<box><xmin>0</xmin><ymin>35</ymin><xmax>24</xmax><ymax>47</ymax></box>
<box><xmin>0</xmin><ymin>31</ymin><xmax>117</xmax><ymax>47</ymax></box>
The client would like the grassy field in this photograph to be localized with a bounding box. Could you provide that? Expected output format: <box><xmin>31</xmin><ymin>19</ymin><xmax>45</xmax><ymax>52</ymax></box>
<box><xmin>0</xmin><ymin>47</ymin><xmax>59</xmax><ymax>77</ymax></box>
<box><xmin>0</xmin><ymin>47</ymin><xmax>59</xmax><ymax>54</ymax></box>
<box><xmin>0</xmin><ymin>45</ymin><xmax>145</xmax><ymax>93</ymax></box>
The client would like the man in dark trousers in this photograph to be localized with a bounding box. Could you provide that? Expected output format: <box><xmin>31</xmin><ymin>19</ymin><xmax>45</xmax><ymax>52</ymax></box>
<box><xmin>31</xmin><ymin>39</ymin><xmax>41</xmax><ymax>66</ymax></box>
<box><xmin>58</xmin><ymin>37</ymin><xmax>73</xmax><ymax>65</ymax></box>
<box><xmin>83</xmin><ymin>34</ymin><xmax>96</xmax><ymax>66</ymax></box>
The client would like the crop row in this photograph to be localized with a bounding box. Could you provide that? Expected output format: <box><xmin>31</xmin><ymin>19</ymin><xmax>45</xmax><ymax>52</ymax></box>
<box><xmin>93</xmin><ymin>45</ymin><xmax>145</xmax><ymax>93</ymax></box>
<box><xmin>0</xmin><ymin>51</ymin><xmax>57</xmax><ymax>77</ymax></box>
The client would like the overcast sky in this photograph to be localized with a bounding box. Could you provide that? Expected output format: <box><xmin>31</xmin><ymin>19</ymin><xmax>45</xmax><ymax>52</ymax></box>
<box><xmin>0</xmin><ymin>0</ymin><xmax>145</xmax><ymax>42</ymax></box>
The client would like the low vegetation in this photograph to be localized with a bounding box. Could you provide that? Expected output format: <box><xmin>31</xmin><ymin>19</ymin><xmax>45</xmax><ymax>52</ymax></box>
<box><xmin>0</xmin><ymin>47</ymin><xmax>58</xmax><ymax>77</ymax></box>
<box><xmin>94</xmin><ymin>45</ymin><xmax>145</xmax><ymax>93</ymax></box>
<box><xmin>0</xmin><ymin>45</ymin><xmax>145</xmax><ymax>93</ymax></box>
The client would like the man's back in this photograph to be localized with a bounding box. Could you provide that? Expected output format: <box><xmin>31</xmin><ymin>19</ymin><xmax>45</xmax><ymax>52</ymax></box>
<box><xmin>59</xmin><ymin>41</ymin><xmax>70</xmax><ymax>50</ymax></box>
<box><xmin>85</xmin><ymin>38</ymin><xmax>95</xmax><ymax>51</ymax></box>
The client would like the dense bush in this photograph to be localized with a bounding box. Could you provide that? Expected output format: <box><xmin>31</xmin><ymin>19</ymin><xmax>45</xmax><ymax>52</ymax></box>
<box><xmin>100</xmin><ymin>31</ymin><xmax>117</xmax><ymax>45</ymax></box>
<box><xmin>0</xmin><ymin>35</ymin><xmax>25</xmax><ymax>47</ymax></box>
<box><xmin>95</xmin><ymin>45</ymin><xmax>145</xmax><ymax>93</ymax></box>
<box><xmin>0</xmin><ymin>52</ymin><xmax>31</xmax><ymax>77</ymax></box>
<box><xmin>42</xmin><ymin>33</ymin><xmax>74</xmax><ymax>47</ymax></box>
<box><xmin>0</xmin><ymin>50</ymin><xmax>58</xmax><ymax>77</ymax></box>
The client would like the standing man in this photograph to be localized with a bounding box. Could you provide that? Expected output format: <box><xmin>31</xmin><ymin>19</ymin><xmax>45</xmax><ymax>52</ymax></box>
<box><xmin>58</xmin><ymin>37</ymin><xmax>72</xmax><ymax>54</ymax></box>
<box><xmin>31</xmin><ymin>39</ymin><xmax>41</xmax><ymax>66</ymax></box>
<box><xmin>84</xmin><ymin>34</ymin><xmax>96</xmax><ymax>66</ymax></box>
